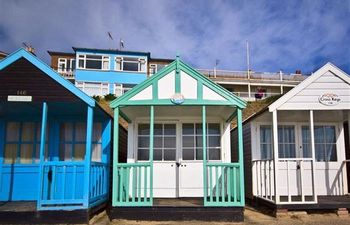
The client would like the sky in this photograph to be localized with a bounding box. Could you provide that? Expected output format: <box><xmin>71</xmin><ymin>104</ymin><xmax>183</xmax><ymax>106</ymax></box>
<box><xmin>0</xmin><ymin>0</ymin><xmax>349</xmax><ymax>74</ymax></box>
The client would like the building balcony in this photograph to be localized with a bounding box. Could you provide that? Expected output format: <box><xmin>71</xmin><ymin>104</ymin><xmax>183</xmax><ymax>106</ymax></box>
<box><xmin>197</xmin><ymin>69</ymin><xmax>308</xmax><ymax>85</ymax></box>
<box><xmin>232</xmin><ymin>91</ymin><xmax>281</xmax><ymax>101</ymax></box>
<box><xmin>52</xmin><ymin>67</ymin><xmax>75</xmax><ymax>80</ymax></box>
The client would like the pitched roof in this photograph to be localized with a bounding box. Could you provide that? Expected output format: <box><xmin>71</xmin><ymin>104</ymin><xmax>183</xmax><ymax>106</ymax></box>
<box><xmin>110</xmin><ymin>56</ymin><xmax>247</xmax><ymax>109</ymax></box>
<box><xmin>0</xmin><ymin>48</ymin><xmax>95</xmax><ymax>107</ymax></box>
<box><xmin>269</xmin><ymin>62</ymin><xmax>350</xmax><ymax>112</ymax></box>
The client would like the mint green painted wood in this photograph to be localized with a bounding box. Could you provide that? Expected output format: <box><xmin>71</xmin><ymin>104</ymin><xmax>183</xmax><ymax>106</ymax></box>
<box><xmin>112</xmin><ymin>107</ymin><xmax>119</xmax><ymax>206</ymax></box>
<box><xmin>149</xmin><ymin>105</ymin><xmax>154</xmax><ymax>205</ymax></box>
<box><xmin>114</xmin><ymin>163</ymin><xmax>152</xmax><ymax>206</ymax></box>
<box><xmin>202</xmin><ymin>106</ymin><xmax>208</xmax><ymax>205</ymax></box>
<box><xmin>237</xmin><ymin>108</ymin><xmax>245</xmax><ymax>206</ymax></box>
<box><xmin>175</xmin><ymin>56</ymin><xmax>181</xmax><ymax>93</ymax></box>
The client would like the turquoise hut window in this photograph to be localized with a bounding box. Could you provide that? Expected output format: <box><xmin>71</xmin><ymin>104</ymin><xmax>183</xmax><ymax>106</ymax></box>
<box><xmin>59</xmin><ymin>122</ymin><xmax>103</xmax><ymax>161</ymax></box>
<box><xmin>4</xmin><ymin>122</ymin><xmax>48</xmax><ymax>164</ymax></box>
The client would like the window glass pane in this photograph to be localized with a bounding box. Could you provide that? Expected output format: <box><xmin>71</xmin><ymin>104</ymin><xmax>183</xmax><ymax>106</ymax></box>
<box><xmin>164</xmin><ymin>137</ymin><xmax>176</xmax><ymax>148</ymax></box>
<box><xmin>182</xmin><ymin>124</ymin><xmax>194</xmax><ymax>135</ymax></box>
<box><xmin>183</xmin><ymin>136</ymin><xmax>194</xmax><ymax>147</ymax></box>
<box><xmin>208</xmin><ymin>124</ymin><xmax>220</xmax><ymax>135</ymax></box>
<box><xmin>60</xmin><ymin>123</ymin><xmax>73</xmax><ymax>142</ymax></box>
<box><xmin>123</xmin><ymin>62</ymin><xmax>138</xmax><ymax>71</ymax></box>
<box><xmin>154</xmin><ymin>136</ymin><xmax>162</xmax><ymax>148</ymax></box>
<box><xmin>196</xmin><ymin>135</ymin><xmax>203</xmax><ymax>148</ymax></box>
<box><xmin>138</xmin><ymin>148</ymin><xmax>149</xmax><ymax>160</ymax></box>
<box><xmin>195</xmin><ymin>123</ymin><xmax>203</xmax><ymax>135</ymax></box>
<box><xmin>4</xmin><ymin>144</ymin><xmax>18</xmax><ymax>164</ymax></box>
<box><xmin>278</xmin><ymin>126</ymin><xmax>295</xmax><ymax>158</ymax></box>
<box><xmin>86</xmin><ymin>59</ymin><xmax>102</xmax><ymax>69</ymax></box>
<box><xmin>154</xmin><ymin>149</ymin><xmax>162</xmax><ymax>161</ymax></box>
<box><xmin>324</xmin><ymin>126</ymin><xmax>335</xmax><ymax>143</ymax></box>
<box><xmin>6</xmin><ymin>122</ymin><xmax>20</xmax><ymax>141</ymax></box>
<box><xmin>314</xmin><ymin>126</ymin><xmax>324</xmax><ymax>143</ymax></box>
<box><xmin>326</xmin><ymin>144</ymin><xmax>337</xmax><ymax>161</ymax></box>
<box><xmin>93</xmin><ymin>123</ymin><xmax>102</xmax><ymax>142</ymax></box>
<box><xmin>21</xmin><ymin>122</ymin><xmax>35</xmax><ymax>142</ymax></box>
<box><xmin>92</xmin><ymin>143</ymin><xmax>102</xmax><ymax>162</ymax></box>
<box><xmin>208</xmin><ymin>136</ymin><xmax>220</xmax><ymax>147</ymax></box>
<box><xmin>164</xmin><ymin>124</ymin><xmax>176</xmax><ymax>135</ymax></box>
<box><xmin>182</xmin><ymin>148</ymin><xmax>194</xmax><ymax>160</ymax></box>
<box><xmin>209</xmin><ymin>148</ymin><xmax>220</xmax><ymax>160</ymax></box>
<box><xmin>315</xmin><ymin>144</ymin><xmax>325</xmax><ymax>161</ymax></box>
<box><xmin>196</xmin><ymin>148</ymin><xmax>203</xmax><ymax>160</ymax></box>
<box><xmin>20</xmin><ymin>144</ymin><xmax>33</xmax><ymax>164</ymax></box>
<box><xmin>138</xmin><ymin>136</ymin><xmax>149</xmax><ymax>148</ymax></box>
<box><xmin>74</xmin><ymin>144</ymin><xmax>85</xmax><ymax>161</ymax></box>
<box><xmin>138</xmin><ymin>124</ymin><xmax>149</xmax><ymax>135</ymax></box>
<box><xmin>87</xmin><ymin>55</ymin><xmax>103</xmax><ymax>60</ymax></box>
<box><xmin>75</xmin><ymin>123</ymin><xmax>87</xmax><ymax>142</ymax></box>
<box><xmin>78</xmin><ymin>59</ymin><xmax>84</xmax><ymax>68</ymax></box>
<box><xmin>164</xmin><ymin>149</ymin><xmax>176</xmax><ymax>161</ymax></box>
<box><xmin>154</xmin><ymin>124</ymin><xmax>162</xmax><ymax>135</ymax></box>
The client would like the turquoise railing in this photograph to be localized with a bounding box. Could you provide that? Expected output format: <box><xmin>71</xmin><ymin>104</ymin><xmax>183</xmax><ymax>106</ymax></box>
<box><xmin>89</xmin><ymin>162</ymin><xmax>108</xmax><ymax>206</ymax></box>
<box><xmin>205</xmin><ymin>162</ymin><xmax>242</xmax><ymax>206</ymax></box>
<box><xmin>38</xmin><ymin>161</ymin><xmax>85</xmax><ymax>210</ymax></box>
<box><xmin>114</xmin><ymin>162</ymin><xmax>152</xmax><ymax>206</ymax></box>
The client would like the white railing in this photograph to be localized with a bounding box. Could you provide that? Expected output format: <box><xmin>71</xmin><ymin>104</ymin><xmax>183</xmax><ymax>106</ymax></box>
<box><xmin>232</xmin><ymin>92</ymin><xmax>281</xmax><ymax>100</ymax></box>
<box><xmin>252</xmin><ymin>159</ymin><xmax>275</xmax><ymax>202</ymax></box>
<box><xmin>197</xmin><ymin>69</ymin><xmax>308</xmax><ymax>82</ymax></box>
<box><xmin>53</xmin><ymin>67</ymin><xmax>75</xmax><ymax>79</ymax></box>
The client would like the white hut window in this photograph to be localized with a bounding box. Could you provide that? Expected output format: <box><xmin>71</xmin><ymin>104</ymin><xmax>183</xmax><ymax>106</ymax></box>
<box><xmin>302</xmin><ymin>125</ymin><xmax>337</xmax><ymax>161</ymax></box>
<box><xmin>182</xmin><ymin>123</ymin><xmax>221</xmax><ymax>161</ymax></box>
<box><xmin>137</xmin><ymin>123</ymin><xmax>176</xmax><ymax>161</ymax></box>
<box><xmin>278</xmin><ymin>125</ymin><xmax>296</xmax><ymax>158</ymax></box>
<box><xmin>259</xmin><ymin>125</ymin><xmax>272</xmax><ymax>159</ymax></box>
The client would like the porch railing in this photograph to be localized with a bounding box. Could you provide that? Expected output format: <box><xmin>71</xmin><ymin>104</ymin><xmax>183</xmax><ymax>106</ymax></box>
<box><xmin>114</xmin><ymin>162</ymin><xmax>152</xmax><ymax>206</ymax></box>
<box><xmin>38</xmin><ymin>161</ymin><xmax>85</xmax><ymax>210</ymax></box>
<box><xmin>252</xmin><ymin>159</ymin><xmax>275</xmax><ymax>202</ymax></box>
<box><xmin>205</xmin><ymin>162</ymin><xmax>243</xmax><ymax>206</ymax></box>
<box><xmin>89</xmin><ymin>162</ymin><xmax>108</xmax><ymax>206</ymax></box>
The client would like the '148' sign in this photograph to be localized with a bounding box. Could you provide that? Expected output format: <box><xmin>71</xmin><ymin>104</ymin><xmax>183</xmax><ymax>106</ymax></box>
<box><xmin>319</xmin><ymin>93</ymin><xmax>341</xmax><ymax>106</ymax></box>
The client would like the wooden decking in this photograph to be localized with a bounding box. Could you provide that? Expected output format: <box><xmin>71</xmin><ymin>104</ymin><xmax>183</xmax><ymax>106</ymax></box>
<box><xmin>109</xmin><ymin>198</ymin><xmax>244</xmax><ymax>222</ymax></box>
<box><xmin>252</xmin><ymin>195</ymin><xmax>350</xmax><ymax>211</ymax></box>
<box><xmin>0</xmin><ymin>201</ymin><xmax>103</xmax><ymax>224</ymax></box>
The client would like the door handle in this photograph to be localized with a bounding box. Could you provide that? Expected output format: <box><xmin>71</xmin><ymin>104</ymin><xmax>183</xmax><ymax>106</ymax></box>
<box><xmin>176</xmin><ymin>162</ymin><xmax>181</xmax><ymax>167</ymax></box>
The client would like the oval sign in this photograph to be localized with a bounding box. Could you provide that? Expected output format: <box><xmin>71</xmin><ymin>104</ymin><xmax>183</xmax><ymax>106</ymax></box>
<box><xmin>171</xmin><ymin>93</ymin><xmax>185</xmax><ymax>105</ymax></box>
<box><xmin>318</xmin><ymin>93</ymin><xmax>341</xmax><ymax>106</ymax></box>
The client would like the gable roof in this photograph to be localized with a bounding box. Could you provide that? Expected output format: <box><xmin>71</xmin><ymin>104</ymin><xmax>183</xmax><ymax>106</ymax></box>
<box><xmin>269</xmin><ymin>62</ymin><xmax>350</xmax><ymax>112</ymax></box>
<box><xmin>0</xmin><ymin>48</ymin><xmax>95</xmax><ymax>107</ymax></box>
<box><xmin>110</xmin><ymin>57</ymin><xmax>247</xmax><ymax>109</ymax></box>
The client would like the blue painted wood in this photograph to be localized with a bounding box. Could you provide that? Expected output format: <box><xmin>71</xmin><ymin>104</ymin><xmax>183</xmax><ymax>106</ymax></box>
<box><xmin>0</xmin><ymin>119</ymin><xmax>4</xmax><ymax>192</ymax></box>
<box><xmin>37</xmin><ymin>102</ymin><xmax>48</xmax><ymax>209</ymax></box>
<box><xmin>83</xmin><ymin>106</ymin><xmax>93</xmax><ymax>208</ymax></box>
<box><xmin>0</xmin><ymin>48</ymin><xmax>95</xmax><ymax>107</ymax></box>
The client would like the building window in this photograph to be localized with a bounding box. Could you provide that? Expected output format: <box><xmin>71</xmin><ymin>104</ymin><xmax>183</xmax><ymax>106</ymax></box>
<box><xmin>58</xmin><ymin>58</ymin><xmax>76</xmax><ymax>73</ymax></box>
<box><xmin>77</xmin><ymin>54</ymin><xmax>109</xmax><ymax>70</ymax></box>
<box><xmin>115</xmin><ymin>56</ymin><xmax>146</xmax><ymax>72</ymax></box>
<box><xmin>260</xmin><ymin>125</ymin><xmax>272</xmax><ymax>159</ymax></box>
<box><xmin>182</xmin><ymin>123</ymin><xmax>221</xmax><ymax>161</ymax></box>
<box><xmin>4</xmin><ymin>122</ymin><xmax>48</xmax><ymax>164</ymax></box>
<box><xmin>59</xmin><ymin>122</ymin><xmax>102</xmax><ymax>161</ymax></box>
<box><xmin>149</xmin><ymin>64</ymin><xmax>157</xmax><ymax>75</ymax></box>
<box><xmin>302</xmin><ymin>125</ymin><xmax>337</xmax><ymax>161</ymax></box>
<box><xmin>114</xmin><ymin>83</ymin><xmax>136</xmax><ymax>97</ymax></box>
<box><xmin>76</xmin><ymin>82</ymin><xmax>109</xmax><ymax>96</ymax></box>
<box><xmin>278</xmin><ymin>125</ymin><xmax>296</xmax><ymax>158</ymax></box>
<box><xmin>137</xmin><ymin>124</ymin><xmax>176</xmax><ymax>161</ymax></box>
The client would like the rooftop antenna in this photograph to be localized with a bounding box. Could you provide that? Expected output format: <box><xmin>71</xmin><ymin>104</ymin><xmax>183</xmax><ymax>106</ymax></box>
<box><xmin>246</xmin><ymin>40</ymin><xmax>250</xmax><ymax>79</ymax></box>
<box><xmin>107</xmin><ymin>32</ymin><xmax>114</xmax><ymax>49</ymax></box>
<box><xmin>214</xmin><ymin>59</ymin><xmax>219</xmax><ymax>78</ymax></box>
<box><xmin>119</xmin><ymin>38</ymin><xmax>125</xmax><ymax>50</ymax></box>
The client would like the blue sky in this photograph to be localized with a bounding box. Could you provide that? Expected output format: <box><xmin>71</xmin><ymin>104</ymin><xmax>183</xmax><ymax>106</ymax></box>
<box><xmin>1</xmin><ymin>0</ymin><xmax>349</xmax><ymax>74</ymax></box>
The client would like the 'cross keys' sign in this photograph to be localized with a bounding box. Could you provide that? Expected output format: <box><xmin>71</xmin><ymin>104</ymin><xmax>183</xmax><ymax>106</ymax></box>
<box><xmin>318</xmin><ymin>93</ymin><xmax>341</xmax><ymax>106</ymax></box>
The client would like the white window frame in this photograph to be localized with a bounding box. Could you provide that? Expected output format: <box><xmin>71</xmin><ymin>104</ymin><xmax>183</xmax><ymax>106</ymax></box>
<box><xmin>114</xmin><ymin>83</ymin><xmax>135</xmax><ymax>97</ymax></box>
<box><xmin>149</xmin><ymin>64</ymin><xmax>157</xmax><ymax>76</ymax></box>
<box><xmin>77</xmin><ymin>54</ymin><xmax>110</xmax><ymax>70</ymax></box>
<box><xmin>76</xmin><ymin>81</ymin><xmax>110</xmax><ymax>96</ymax></box>
<box><xmin>58</xmin><ymin>58</ymin><xmax>67</xmax><ymax>72</ymax></box>
<box><xmin>114</xmin><ymin>56</ymin><xmax>147</xmax><ymax>73</ymax></box>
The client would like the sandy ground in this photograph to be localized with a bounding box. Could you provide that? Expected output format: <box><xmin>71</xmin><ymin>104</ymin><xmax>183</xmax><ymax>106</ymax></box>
<box><xmin>90</xmin><ymin>207</ymin><xmax>350</xmax><ymax>225</ymax></box>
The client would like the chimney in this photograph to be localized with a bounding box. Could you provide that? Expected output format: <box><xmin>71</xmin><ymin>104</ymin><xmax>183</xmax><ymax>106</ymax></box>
<box><xmin>295</xmin><ymin>69</ymin><xmax>302</xmax><ymax>75</ymax></box>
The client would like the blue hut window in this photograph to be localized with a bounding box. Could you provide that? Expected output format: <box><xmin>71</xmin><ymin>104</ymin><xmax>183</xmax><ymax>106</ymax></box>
<box><xmin>4</xmin><ymin>122</ymin><xmax>48</xmax><ymax>164</ymax></box>
<box><xmin>59</xmin><ymin>122</ymin><xmax>103</xmax><ymax>161</ymax></box>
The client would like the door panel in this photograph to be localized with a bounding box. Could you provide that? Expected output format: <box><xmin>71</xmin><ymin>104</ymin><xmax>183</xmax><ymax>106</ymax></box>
<box><xmin>153</xmin><ymin>162</ymin><xmax>177</xmax><ymax>197</ymax></box>
<box><xmin>179</xmin><ymin>162</ymin><xmax>203</xmax><ymax>197</ymax></box>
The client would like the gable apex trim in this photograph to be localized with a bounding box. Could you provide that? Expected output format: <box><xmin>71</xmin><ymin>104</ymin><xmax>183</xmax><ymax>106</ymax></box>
<box><xmin>269</xmin><ymin>62</ymin><xmax>350</xmax><ymax>112</ymax></box>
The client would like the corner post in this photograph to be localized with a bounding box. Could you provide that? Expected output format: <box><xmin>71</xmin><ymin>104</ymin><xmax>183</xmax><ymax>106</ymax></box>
<box><xmin>237</xmin><ymin>107</ymin><xmax>245</xmax><ymax>206</ymax></box>
<box><xmin>83</xmin><ymin>106</ymin><xmax>93</xmax><ymax>208</ymax></box>
<box><xmin>37</xmin><ymin>102</ymin><xmax>48</xmax><ymax>209</ymax></box>
<box><xmin>272</xmin><ymin>110</ymin><xmax>280</xmax><ymax>204</ymax></box>
<box><xmin>309</xmin><ymin>110</ymin><xmax>317</xmax><ymax>202</ymax></box>
<box><xmin>112</xmin><ymin>107</ymin><xmax>119</xmax><ymax>206</ymax></box>
<box><xmin>202</xmin><ymin>105</ymin><xmax>207</xmax><ymax>204</ymax></box>
<box><xmin>149</xmin><ymin>105</ymin><xmax>154</xmax><ymax>205</ymax></box>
